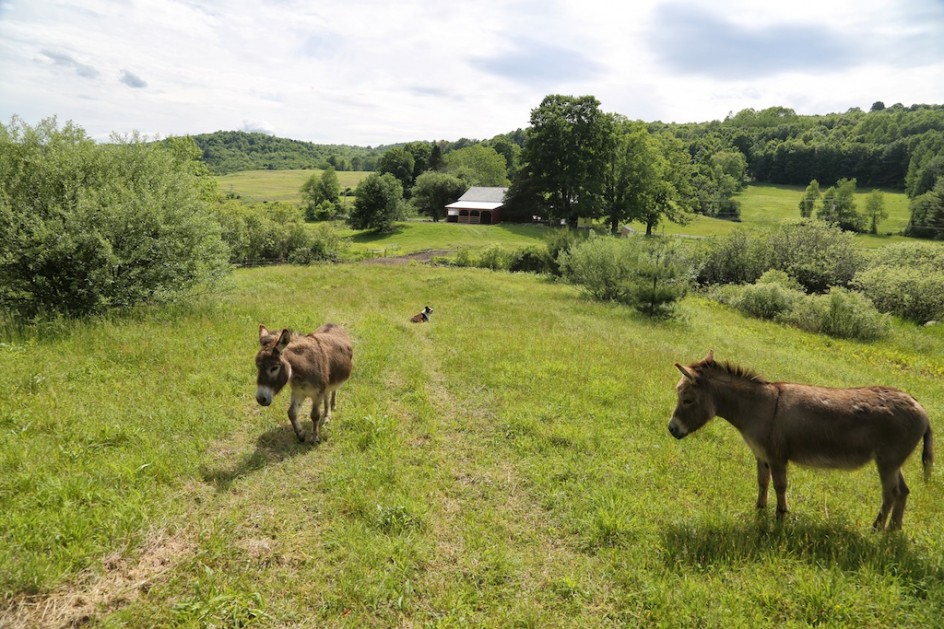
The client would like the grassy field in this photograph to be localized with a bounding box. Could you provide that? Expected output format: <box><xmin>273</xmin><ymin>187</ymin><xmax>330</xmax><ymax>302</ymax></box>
<box><xmin>2</xmin><ymin>262</ymin><xmax>944</xmax><ymax>626</ymax></box>
<box><xmin>213</xmin><ymin>168</ymin><xmax>914</xmax><ymax>251</ymax></box>
<box><xmin>628</xmin><ymin>183</ymin><xmax>912</xmax><ymax>246</ymax></box>
<box><xmin>338</xmin><ymin>221</ymin><xmax>554</xmax><ymax>258</ymax></box>
<box><xmin>215</xmin><ymin>170</ymin><xmax>371</xmax><ymax>205</ymax></box>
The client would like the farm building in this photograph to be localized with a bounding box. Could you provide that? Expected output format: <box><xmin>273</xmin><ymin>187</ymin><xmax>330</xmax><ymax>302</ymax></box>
<box><xmin>446</xmin><ymin>186</ymin><xmax>507</xmax><ymax>225</ymax></box>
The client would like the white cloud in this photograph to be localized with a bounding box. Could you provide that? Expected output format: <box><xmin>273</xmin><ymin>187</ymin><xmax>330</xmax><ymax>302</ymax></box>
<box><xmin>1</xmin><ymin>0</ymin><xmax>942</xmax><ymax>145</ymax></box>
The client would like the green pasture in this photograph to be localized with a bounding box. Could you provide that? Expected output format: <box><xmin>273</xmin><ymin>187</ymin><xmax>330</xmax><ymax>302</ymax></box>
<box><xmin>337</xmin><ymin>221</ymin><xmax>554</xmax><ymax>258</ymax></box>
<box><xmin>215</xmin><ymin>169</ymin><xmax>370</xmax><ymax>205</ymax></box>
<box><xmin>2</xmin><ymin>263</ymin><xmax>944</xmax><ymax>626</ymax></box>
<box><xmin>215</xmin><ymin>169</ymin><xmax>914</xmax><ymax>249</ymax></box>
<box><xmin>629</xmin><ymin>183</ymin><xmax>912</xmax><ymax>246</ymax></box>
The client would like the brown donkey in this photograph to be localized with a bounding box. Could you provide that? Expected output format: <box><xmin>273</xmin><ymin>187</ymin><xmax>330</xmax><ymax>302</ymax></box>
<box><xmin>668</xmin><ymin>351</ymin><xmax>933</xmax><ymax>531</ymax></box>
<box><xmin>255</xmin><ymin>323</ymin><xmax>353</xmax><ymax>443</ymax></box>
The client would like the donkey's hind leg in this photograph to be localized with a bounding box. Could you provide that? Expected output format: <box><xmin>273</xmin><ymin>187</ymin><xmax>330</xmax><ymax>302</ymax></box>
<box><xmin>755</xmin><ymin>458</ymin><xmax>771</xmax><ymax>509</ymax></box>
<box><xmin>873</xmin><ymin>463</ymin><xmax>904</xmax><ymax>531</ymax></box>
<box><xmin>309</xmin><ymin>394</ymin><xmax>327</xmax><ymax>444</ymax></box>
<box><xmin>888</xmin><ymin>471</ymin><xmax>910</xmax><ymax>532</ymax></box>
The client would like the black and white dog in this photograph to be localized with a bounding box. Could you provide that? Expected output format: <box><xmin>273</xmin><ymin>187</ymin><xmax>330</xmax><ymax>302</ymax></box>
<box><xmin>410</xmin><ymin>306</ymin><xmax>433</xmax><ymax>323</ymax></box>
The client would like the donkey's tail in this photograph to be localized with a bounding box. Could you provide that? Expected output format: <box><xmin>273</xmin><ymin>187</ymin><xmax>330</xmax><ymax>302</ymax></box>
<box><xmin>922</xmin><ymin>425</ymin><xmax>934</xmax><ymax>482</ymax></box>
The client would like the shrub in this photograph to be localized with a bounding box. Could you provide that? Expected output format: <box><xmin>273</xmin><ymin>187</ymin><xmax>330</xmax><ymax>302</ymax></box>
<box><xmin>0</xmin><ymin>118</ymin><xmax>230</xmax><ymax>319</ymax></box>
<box><xmin>736</xmin><ymin>282</ymin><xmax>802</xmax><ymax>320</ymax></box>
<box><xmin>213</xmin><ymin>201</ymin><xmax>347</xmax><ymax>265</ymax></box>
<box><xmin>560</xmin><ymin>236</ymin><xmax>636</xmax><ymax>302</ymax></box>
<box><xmin>561</xmin><ymin>236</ymin><xmax>690</xmax><ymax>316</ymax></box>
<box><xmin>624</xmin><ymin>238</ymin><xmax>690</xmax><ymax>318</ymax></box>
<box><xmin>765</xmin><ymin>220</ymin><xmax>863</xmax><ymax>293</ymax></box>
<box><xmin>545</xmin><ymin>228</ymin><xmax>587</xmax><ymax>276</ymax></box>
<box><xmin>476</xmin><ymin>246</ymin><xmax>513</xmax><ymax>271</ymax></box>
<box><xmin>853</xmin><ymin>242</ymin><xmax>944</xmax><ymax>323</ymax></box>
<box><xmin>695</xmin><ymin>230</ymin><xmax>767</xmax><ymax>286</ymax></box>
<box><xmin>507</xmin><ymin>246</ymin><xmax>549</xmax><ymax>274</ymax></box>
<box><xmin>785</xmin><ymin>288</ymin><xmax>888</xmax><ymax>340</ymax></box>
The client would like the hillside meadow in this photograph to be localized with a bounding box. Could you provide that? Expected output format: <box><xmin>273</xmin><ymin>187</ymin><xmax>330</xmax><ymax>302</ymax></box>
<box><xmin>2</xmin><ymin>262</ymin><xmax>944</xmax><ymax>627</ymax></box>
<box><xmin>215</xmin><ymin>169</ymin><xmax>915</xmax><ymax>250</ymax></box>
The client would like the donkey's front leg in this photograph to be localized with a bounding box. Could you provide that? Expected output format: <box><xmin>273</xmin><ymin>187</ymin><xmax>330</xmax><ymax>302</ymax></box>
<box><xmin>755</xmin><ymin>459</ymin><xmax>771</xmax><ymax>509</ymax></box>
<box><xmin>288</xmin><ymin>395</ymin><xmax>306</xmax><ymax>442</ymax></box>
<box><xmin>769</xmin><ymin>461</ymin><xmax>789</xmax><ymax>519</ymax></box>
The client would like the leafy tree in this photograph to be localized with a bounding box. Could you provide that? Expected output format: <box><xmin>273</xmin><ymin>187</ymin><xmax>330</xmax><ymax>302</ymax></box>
<box><xmin>518</xmin><ymin>94</ymin><xmax>612</xmax><ymax>227</ymax></box>
<box><xmin>817</xmin><ymin>178</ymin><xmax>864</xmax><ymax>231</ymax></box>
<box><xmin>906</xmin><ymin>177</ymin><xmax>944</xmax><ymax>239</ymax></box>
<box><xmin>377</xmin><ymin>147</ymin><xmax>415</xmax><ymax>195</ymax></box>
<box><xmin>404</xmin><ymin>141</ymin><xmax>433</xmax><ymax>180</ymax></box>
<box><xmin>348</xmin><ymin>172</ymin><xmax>403</xmax><ymax>232</ymax></box>
<box><xmin>411</xmin><ymin>172</ymin><xmax>467</xmax><ymax>221</ymax></box>
<box><xmin>488</xmin><ymin>136</ymin><xmax>522</xmax><ymax>175</ymax></box>
<box><xmin>863</xmin><ymin>189</ymin><xmax>888</xmax><ymax>234</ymax></box>
<box><xmin>799</xmin><ymin>179</ymin><xmax>821</xmax><ymax>218</ymax></box>
<box><xmin>0</xmin><ymin>117</ymin><xmax>230</xmax><ymax>319</ymax></box>
<box><xmin>603</xmin><ymin>116</ymin><xmax>665</xmax><ymax>234</ymax></box>
<box><xmin>628</xmin><ymin>132</ymin><xmax>695</xmax><ymax>235</ymax></box>
<box><xmin>444</xmin><ymin>144</ymin><xmax>510</xmax><ymax>186</ymax></box>
<box><xmin>300</xmin><ymin>167</ymin><xmax>341</xmax><ymax>221</ymax></box>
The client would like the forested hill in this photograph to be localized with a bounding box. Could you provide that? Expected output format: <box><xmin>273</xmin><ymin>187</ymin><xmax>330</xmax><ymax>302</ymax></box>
<box><xmin>655</xmin><ymin>103</ymin><xmax>944</xmax><ymax>192</ymax></box>
<box><xmin>189</xmin><ymin>131</ymin><xmax>387</xmax><ymax>174</ymax></box>
<box><xmin>190</xmin><ymin>102</ymin><xmax>944</xmax><ymax>195</ymax></box>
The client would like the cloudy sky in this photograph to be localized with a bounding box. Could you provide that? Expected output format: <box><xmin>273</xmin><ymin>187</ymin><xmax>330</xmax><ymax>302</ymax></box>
<box><xmin>2</xmin><ymin>0</ymin><xmax>943</xmax><ymax>146</ymax></box>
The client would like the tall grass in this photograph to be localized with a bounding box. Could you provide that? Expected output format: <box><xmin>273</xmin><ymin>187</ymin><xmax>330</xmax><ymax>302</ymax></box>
<box><xmin>2</xmin><ymin>264</ymin><xmax>943</xmax><ymax>626</ymax></box>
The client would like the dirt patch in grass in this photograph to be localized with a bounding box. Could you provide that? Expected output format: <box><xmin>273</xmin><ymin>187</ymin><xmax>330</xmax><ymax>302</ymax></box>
<box><xmin>1</xmin><ymin>531</ymin><xmax>194</xmax><ymax>628</ymax></box>
<box><xmin>361</xmin><ymin>249</ymin><xmax>453</xmax><ymax>265</ymax></box>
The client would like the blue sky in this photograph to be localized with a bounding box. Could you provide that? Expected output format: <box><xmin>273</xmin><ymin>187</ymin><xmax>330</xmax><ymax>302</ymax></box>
<box><xmin>2</xmin><ymin>0</ymin><xmax>943</xmax><ymax>145</ymax></box>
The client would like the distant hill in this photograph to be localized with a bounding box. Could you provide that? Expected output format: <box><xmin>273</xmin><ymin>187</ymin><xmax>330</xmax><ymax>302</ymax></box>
<box><xmin>189</xmin><ymin>130</ymin><xmax>387</xmax><ymax>174</ymax></box>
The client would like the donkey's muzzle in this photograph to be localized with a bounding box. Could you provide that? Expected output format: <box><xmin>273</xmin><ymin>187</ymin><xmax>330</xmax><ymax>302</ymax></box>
<box><xmin>668</xmin><ymin>419</ymin><xmax>687</xmax><ymax>439</ymax></box>
<box><xmin>255</xmin><ymin>386</ymin><xmax>273</xmax><ymax>406</ymax></box>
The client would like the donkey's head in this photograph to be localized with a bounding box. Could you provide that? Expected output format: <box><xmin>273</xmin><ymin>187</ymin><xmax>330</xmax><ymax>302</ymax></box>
<box><xmin>255</xmin><ymin>325</ymin><xmax>292</xmax><ymax>406</ymax></box>
<box><xmin>668</xmin><ymin>350</ymin><xmax>717</xmax><ymax>439</ymax></box>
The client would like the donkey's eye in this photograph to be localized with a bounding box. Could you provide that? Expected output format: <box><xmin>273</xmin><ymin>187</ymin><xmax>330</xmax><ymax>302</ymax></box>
<box><xmin>682</xmin><ymin>398</ymin><xmax>694</xmax><ymax>406</ymax></box>
<box><xmin>269</xmin><ymin>366</ymin><xmax>280</xmax><ymax>374</ymax></box>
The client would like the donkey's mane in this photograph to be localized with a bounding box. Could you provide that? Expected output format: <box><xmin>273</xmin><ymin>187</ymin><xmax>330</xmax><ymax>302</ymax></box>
<box><xmin>697</xmin><ymin>358</ymin><xmax>768</xmax><ymax>384</ymax></box>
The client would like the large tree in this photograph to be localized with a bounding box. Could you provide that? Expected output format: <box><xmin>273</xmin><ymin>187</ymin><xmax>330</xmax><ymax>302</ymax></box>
<box><xmin>864</xmin><ymin>189</ymin><xmax>888</xmax><ymax>234</ymax></box>
<box><xmin>817</xmin><ymin>177</ymin><xmax>863</xmax><ymax>231</ymax></box>
<box><xmin>412</xmin><ymin>172</ymin><xmax>467</xmax><ymax>222</ymax></box>
<box><xmin>348</xmin><ymin>172</ymin><xmax>403</xmax><ymax>232</ymax></box>
<box><xmin>300</xmin><ymin>167</ymin><xmax>341</xmax><ymax>221</ymax></box>
<box><xmin>444</xmin><ymin>144</ymin><xmax>509</xmax><ymax>186</ymax></box>
<box><xmin>518</xmin><ymin>94</ymin><xmax>612</xmax><ymax>227</ymax></box>
<box><xmin>377</xmin><ymin>147</ymin><xmax>415</xmax><ymax>196</ymax></box>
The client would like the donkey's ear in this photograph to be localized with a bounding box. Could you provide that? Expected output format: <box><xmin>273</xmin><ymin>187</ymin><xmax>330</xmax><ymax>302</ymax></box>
<box><xmin>275</xmin><ymin>329</ymin><xmax>292</xmax><ymax>354</ymax></box>
<box><xmin>259</xmin><ymin>324</ymin><xmax>270</xmax><ymax>344</ymax></box>
<box><xmin>704</xmin><ymin>349</ymin><xmax>715</xmax><ymax>363</ymax></box>
<box><xmin>675</xmin><ymin>363</ymin><xmax>696</xmax><ymax>381</ymax></box>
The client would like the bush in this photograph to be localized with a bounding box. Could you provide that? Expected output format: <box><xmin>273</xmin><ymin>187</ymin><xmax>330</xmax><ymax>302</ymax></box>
<box><xmin>624</xmin><ymin>238</ymin><xmax>690</xmax><ymax>317</ymax></box>
<box><xmin>476</xmin><ymin>246</ymin><xmax>512</xmax><ymax>271</ymax></box>
<box><xmin>736</xmin><ymin>282</ymin><xmax>802</xmax><ymax>320</ymax></box>
<box><xmin>545</xmin><ymin>229</ymin><xmax>587</xmax><ymax>277</ymax></box>
<box><xmin>853</xmin><ymin>242</ymin><xmax>944</xmax><ymax>323</ymax></box>
<box><xmin>560</xmin><ymin>236</ymin><xmax>636</xmax><ymax>302</ymax></box>
<box><xmin>695</xmin><ymin>230</ymin><xmax>767</xmax><ymax>286</ymax></box>
<box><xmin>765</xmin><ymin>220</ymin><xmax>863</xmax><ymax>293</ymax></box>
<box><xmin>0</xmin><ymin>118</ymin><xmax>230</xmax><ymax>319</ymax></box>
<box><xmin>213</xmin><ymin>201</ymin><xmax>348</xmax><ymax>265</ymax></box>
<box><xmin>508</xmin><ymin>246</ymin><xmax>549</xmax><ymax>274</ymax></box>
<box><xmin>785</xmin><ymin>288</ymin><xmax>888</xmax><ymax>340</ymax></box>
<box><xmin>561</xmin><ymin>236</ymin><xmax>689</xmax><ymax>316</ymax></box>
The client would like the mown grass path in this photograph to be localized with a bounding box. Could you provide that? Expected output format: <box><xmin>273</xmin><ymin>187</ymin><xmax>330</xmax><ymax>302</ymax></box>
<box><xmin>3</xmin><ymin>263</ymin><xmax>944</xmax><ymax>626</ymax></box>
